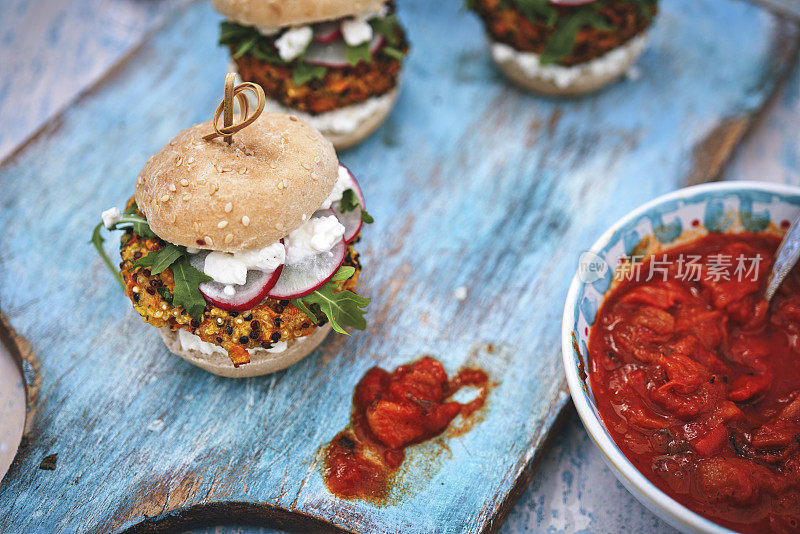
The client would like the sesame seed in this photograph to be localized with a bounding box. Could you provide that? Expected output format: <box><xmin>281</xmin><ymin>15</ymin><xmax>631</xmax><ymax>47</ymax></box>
<box><xmin>168</xmin><ymin>184</ymin><xmax>176</xmax><ymax>192</ymax></box>
<box><xmin>276</xmin><ymin>222</ymin><xmax>284</xmax><ymax>230</ymax></box>
<box><xmin>224</xmin><ymin>202</ymin><xmax>233</xmax><ymax>213</ymax></box>
<box><xmin>289</xmin><ymin>115</ymin><xmax>298</xmax><ymax>121</ymax></box>
<box><xmin>132</xmin><ymin>286</ymin><xmax>140</xmax><ymax>293</ymax></box>
<box><xmin>183</xmin><ymin>194</ymin><xmax>191</xmax><ymax>201</ymax></box>
<box><xmin>241</xmin><ymin>216</ymin><xmax>250</xmax><ymax>226</ymax></box>
<box><xmin>224</xmin><ymin>233</ymin><xmax>234</xmax><ymax>244</ymax></box>
<box><xmin>187</xmin><ymin>157</ymin><xmax>195</xmax><ymax>164</ymax></box>
<box><xmin>204</xmin><ymin>235</ymin><xmax>214</xmax><ymax>246</ymax></box>
<box><xmin>180</xmin><ymin>179</ymin><xmax>189</xmax><ymax>186</ymax></box>
<box><xmin>175</xmin><ymin>156</ymin><xmax>183</xmax><ymax>167</ymax></box>
<box><xmin>160</xmin><ymin>194</ymin><xmax>170</xmax><ymax>202</ymax></box>
<box><xmin>217</xmin><ymin>220</ymin><xmax>228</xmax><ymax>229</ymax></box>
<box><xmin>172</xmin><ymin>214</ymin><xmax>177</xmax><ymax>223</ymax></box>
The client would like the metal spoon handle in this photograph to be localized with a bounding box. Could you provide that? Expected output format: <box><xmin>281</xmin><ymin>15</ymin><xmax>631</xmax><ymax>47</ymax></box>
<box><xmin>765</xmin><ymin>212</ymin><xmax>800</xmax><ymax>303</ymax></box>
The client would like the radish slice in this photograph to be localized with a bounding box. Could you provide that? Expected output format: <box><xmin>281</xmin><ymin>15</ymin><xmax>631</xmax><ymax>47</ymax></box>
<box><xmin>331</xmin><ymin>164</ymin><xmax>365</xmax><ymax>243</ymax></box>
<box><xmin>548</xmin><ymin>0</ymin><xmax>597</xmax><ymax>5</ymax></box>
<box><xmin>188</xmin><ymin>250</ymin><xmax>284</xmax><ymax>312</ymax></box>
<box><xmin>305</xmin><ymin>34</ymin><xmax>384</xmax><ymax>68</ymax></box>
<box><xmin>314</xmin><ymin>21</ymin><xmax>342</xmax><ymax>43</ymax></box>
<box><xmin>268</xmin><ymin>239</ymin><xmax>346</xmax><ymax>299</ymax></box>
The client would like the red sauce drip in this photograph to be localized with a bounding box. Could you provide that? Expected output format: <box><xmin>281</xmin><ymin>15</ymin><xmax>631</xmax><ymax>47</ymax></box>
<box><xmin>323</xmin><ymin>356</ymin><xmax>490</xmax><ymax>501</ymax></box>
<box><xmin>588</xmin><ymin>233</ymin><xmax>800</xmax><ymax>532</ymax></box>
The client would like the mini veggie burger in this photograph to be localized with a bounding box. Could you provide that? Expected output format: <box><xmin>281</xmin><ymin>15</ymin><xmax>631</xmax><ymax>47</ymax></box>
<box><xmin>212</xmin><ymin>0</ymin><xmax>409</xmax><ymax>150</ymax></box>
<box><xmin>93</xmin><ymin>76</ymin><xmax>372</xmax><ymax>377</ymax></box>
<box><xmin>467</xmin><ymin>0</ymin><xmax>658</xmax><ymax>95</ymax></box>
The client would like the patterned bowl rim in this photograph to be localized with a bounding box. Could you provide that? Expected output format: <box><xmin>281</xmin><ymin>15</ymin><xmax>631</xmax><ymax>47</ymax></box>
<box><xmin>561</xmin><ymin>180</ymin><xmax>800</xmax><ymax>534</ymax></box>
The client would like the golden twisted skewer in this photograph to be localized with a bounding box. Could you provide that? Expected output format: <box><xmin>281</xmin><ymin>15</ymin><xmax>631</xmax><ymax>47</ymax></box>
<box><xmin>203</xmin><ymin>73</ymin><xmax>266</xmax><ymax>144</ymax></box>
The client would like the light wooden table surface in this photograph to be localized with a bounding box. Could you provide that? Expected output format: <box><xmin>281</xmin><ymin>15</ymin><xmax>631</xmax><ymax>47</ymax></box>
<box><xmin>1</xmin><ymin>0</ymin><xmax>798</xmax><ymax>532</ymax></box>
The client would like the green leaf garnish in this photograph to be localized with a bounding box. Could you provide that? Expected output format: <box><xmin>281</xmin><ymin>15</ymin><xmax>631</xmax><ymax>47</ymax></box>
<box><xmin>370</xmin><ymin>15</ymin><xmax>402</xmax><ymax>46</ymax></box>
<box><xmin>293</xmin><ymin>266</ymin><xmax>369</xmax><ymax>334</ymax></box>
<box><xmin>381</xmin><ymin>46</ymin><xmax>406</xmax><ymax>61</ymax></box>
<box><xmin>91</xmin><ymin>222</ymin><xmax>125</xmax><ymax>290</ymax></box>
<box><xmin>331</xmin><ymin>266</ymin><xmax>356</xmax><ymax>282</ymax></box>
<box><xmin>170</xmin><ymin>256</ymin><xmax>212</xmax><ymax>320</ymax></box>
<box><xmin>346</xmin><ymin>42</ymin><xmax>372</xmax><ymax>66</ymax></box>
<box><xmin>292</xmin><ymin>62</ymin><xmax>328</xmax><ymax>86</ymax></box>
<box><xmin>339</xmin><ymin>189</ymin><xmax>374</xmax><ymax>224</ymax></box>
<box><xmin>133</xmin><ymin>243</ymin><xmax>184</xmax><ymax>274</ymax></box>
<box><xmin>339</xmin><ymin>189</ymin><xmax>360</xmax><ymax>213</ymax></box>
<box><xmin>540</xmin><ymin>9</ymin><xmax>612</xmax><ymax>65</ymax></box>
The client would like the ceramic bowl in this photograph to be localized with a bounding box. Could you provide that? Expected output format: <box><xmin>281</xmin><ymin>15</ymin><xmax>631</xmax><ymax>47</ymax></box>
<box><xmin>562</xmin><ymin>181</ymin><xmax>800</xmax><ymax>533</ymax></box>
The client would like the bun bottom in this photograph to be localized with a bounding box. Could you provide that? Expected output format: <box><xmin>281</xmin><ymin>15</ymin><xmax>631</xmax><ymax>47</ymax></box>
<box><xmin>489</xmin><ymin>35</ymin><xmax>646</xmax><ymax>96</ymax></box>
<box><xmin>321</xmin><ymin>90</ymin><xmax>397</xmax><ymax>150</ymax></box>
<box><xmin>158</xmin><ymin>324</ymin><xmax>332</xmax><ymax>378</ymax></box>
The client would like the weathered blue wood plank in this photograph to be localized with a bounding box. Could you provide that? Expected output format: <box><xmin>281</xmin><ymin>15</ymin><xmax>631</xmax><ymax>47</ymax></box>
<box><xmin>0</xmin><ymin>0</ymin><xmax>794</xmax><ymax>532</ymax></box>
<box><xmin>0</xmin><ymin>0</ymin><xmax>188</xmax><ymax>162</ymax></box>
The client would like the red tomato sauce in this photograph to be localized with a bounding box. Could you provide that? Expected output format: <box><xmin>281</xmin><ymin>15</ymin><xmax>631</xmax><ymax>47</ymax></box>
<box><xmin>588</xmin><ymin>232</ymin><xmax>800</xmax><ymax>533</ymax></box>
<box><xmin>323</xmin><ymin>356</ymin><xmax>490</xmax><ymax>501</ymax></box>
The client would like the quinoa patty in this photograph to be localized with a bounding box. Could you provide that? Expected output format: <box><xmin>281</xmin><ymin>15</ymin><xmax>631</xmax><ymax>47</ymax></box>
<box><xmin>119</xmin><ymin>226</ymin><xmax>361</xmax><ymax>366</ymax></box>
<box><xmin>472</xmin><ymin>0</ymin><xmax>656</xmax><ymax>66</ymax></box>
<box><xmin>232</xmin><ymin>36</ymin><xmax>408</xmax><ymax>115</ymax></box>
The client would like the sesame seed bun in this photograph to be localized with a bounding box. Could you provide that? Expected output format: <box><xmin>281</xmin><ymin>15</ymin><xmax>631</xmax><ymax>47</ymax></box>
<box><xmin>211</xmin><ymin>0</ymin><xmax>388</xmax><ymax>29</ymax></box>
<box><xmin>158</xmin><ymin>324</ymin><xmax>332</xmax><ymax>378</ymax></box>
<box><xmin>135</xmin><ymin>112</ymin><xmax>338</xmax><ymax>253</ymax></box>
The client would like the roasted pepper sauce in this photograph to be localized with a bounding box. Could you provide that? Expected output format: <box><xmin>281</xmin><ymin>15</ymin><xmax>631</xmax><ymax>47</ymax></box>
<box><xmin>323</xmin><ymin>356</ymin><xmax>490</xmax><ymax>501</ymax></box>
<box><xmin>588</xmin><ymin>233</ymin><xmax>800</xmax><ymax>532</ymax></box>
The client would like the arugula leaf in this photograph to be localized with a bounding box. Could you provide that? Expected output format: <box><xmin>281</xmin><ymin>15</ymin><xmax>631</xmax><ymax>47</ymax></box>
<box><xmin>370</xmin><ymin>15</ymin><xmax>402</xmax><ymax>46</ymax></box>
<box><xmin>219</xmin><ymin>21</ymin><xmax>287</xmax><ymax>65</ymax></box>
<box><xmin>339</xmin><ymin>189</ymin><xmax>360</xmax><ymax>213</ymax></box>
<box><xmin>133</xmin><ymin>243</ymin><xmax>184</xmax><ymax>274</ymax></box>
<box><xmin>233</xmin><ymin>36</ymin><xmax>259</xmax><ymax>58</ymax></box>
<box><xmin>292</xmin><ymin>62</ymin><xmax>328</xmax><ymax>86</ymax></box>
<box><xmin>170</xmin><ymin>256</ymin><xmax>212</xmax><ymax>320</ymax></box>
<box><xmin>339</xmin><ymin>189</ymin><xmax>374</xmax><ymax>224</ymax></box>
<box><xmin>91</xmin><ymin>222</ymin><xmax>125</xmax><ymax>290</ymax></box>
<box><xmin>292</xmin><ymin>267</ymin><xmax>369</xmax><ymax>334</ymax></box>
<box><xmin>346</xmin><ymin>42</ymin><xmax>372</xmax><ymax>66</ymax></box>
<box><xmin>381</xmin><ymin>46</ymin><xmax>406</xmax><ymax>61</ymax></box>
<box><xmin>540</xmin><ymin>10</ymin><xmax>611</xmax><ymax>65</ymax></box>
<box><xmin>331</xmin><ymin>266</ymin><xmax>356</xmax><ymax>282</ymax></box>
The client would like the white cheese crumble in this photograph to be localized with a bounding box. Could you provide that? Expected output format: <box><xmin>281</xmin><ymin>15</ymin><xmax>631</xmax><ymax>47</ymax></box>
<box><xmin>341</xmin><ymin>17</ymin><xmax>373</xmax><ymax>46</ymax></box>
<box><xmin>101</xmin><ymin>207</ymin><xmax>122</xmax><ymax>229</ymax></box>
<box><xmin>203</xmin><ymin>242</ymin><xmax>286</xmax><ymax>286</ymax></box>
<box><xmin>275</xmin><ymin>26</ymin><xmax>313</xmax><ymax>62</ymax></box>
<box><xmin>178</xmin><ymin>329</ymin><xmax>289</xmax><ymax>355</ymax></box>
<box><xmin>490</xmin><ymin>33</ymin><xmax>648</xmax><ymax>89</ymax></box>
<box><xmin>284</xmin><ymin>215</ymin><xmax>344</xmax><ymax>264</ymax></box>
<box><xmin>319</xmin><ymin>165</ymin><xmax>350</xmax><ymax>209</ymax></box>
<box><xmin>262</xmin><ymin>90</ymin><xmax>396</xmax><ymax>134</ymax></box>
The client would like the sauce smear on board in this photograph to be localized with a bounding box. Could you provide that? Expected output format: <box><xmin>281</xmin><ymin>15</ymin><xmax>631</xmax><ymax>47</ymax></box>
<box><xmin>589</xmin><ymin>233</ymin><xmax>800</xmax><ymax>533</ymax></box>
<box><xmin>324</xmin><ymin>356</ymin><xmax>490</xmax><ymax>501</ymax></box>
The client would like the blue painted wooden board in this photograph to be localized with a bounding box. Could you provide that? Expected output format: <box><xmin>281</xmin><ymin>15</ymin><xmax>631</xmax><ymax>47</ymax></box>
<box><xmin>0</xmin><ymin>0</ymin><xmax>795</xmax><ymax>532</ymax></box>
<box><xmin>0</xmin><ymin>0</ymin><xmax>189</xmax><ymax>162</ymax></box>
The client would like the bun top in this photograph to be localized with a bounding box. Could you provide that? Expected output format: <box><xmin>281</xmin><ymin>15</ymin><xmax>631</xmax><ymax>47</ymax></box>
<box><xmin>211</xmin><ymin>0</ymin><xmax>388</xmax><ymax>29</ymax></box>
<box><xmin>135</xmin><ymin>112</ymin><xmax>338</xmax><ymax>253</ymax></box>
